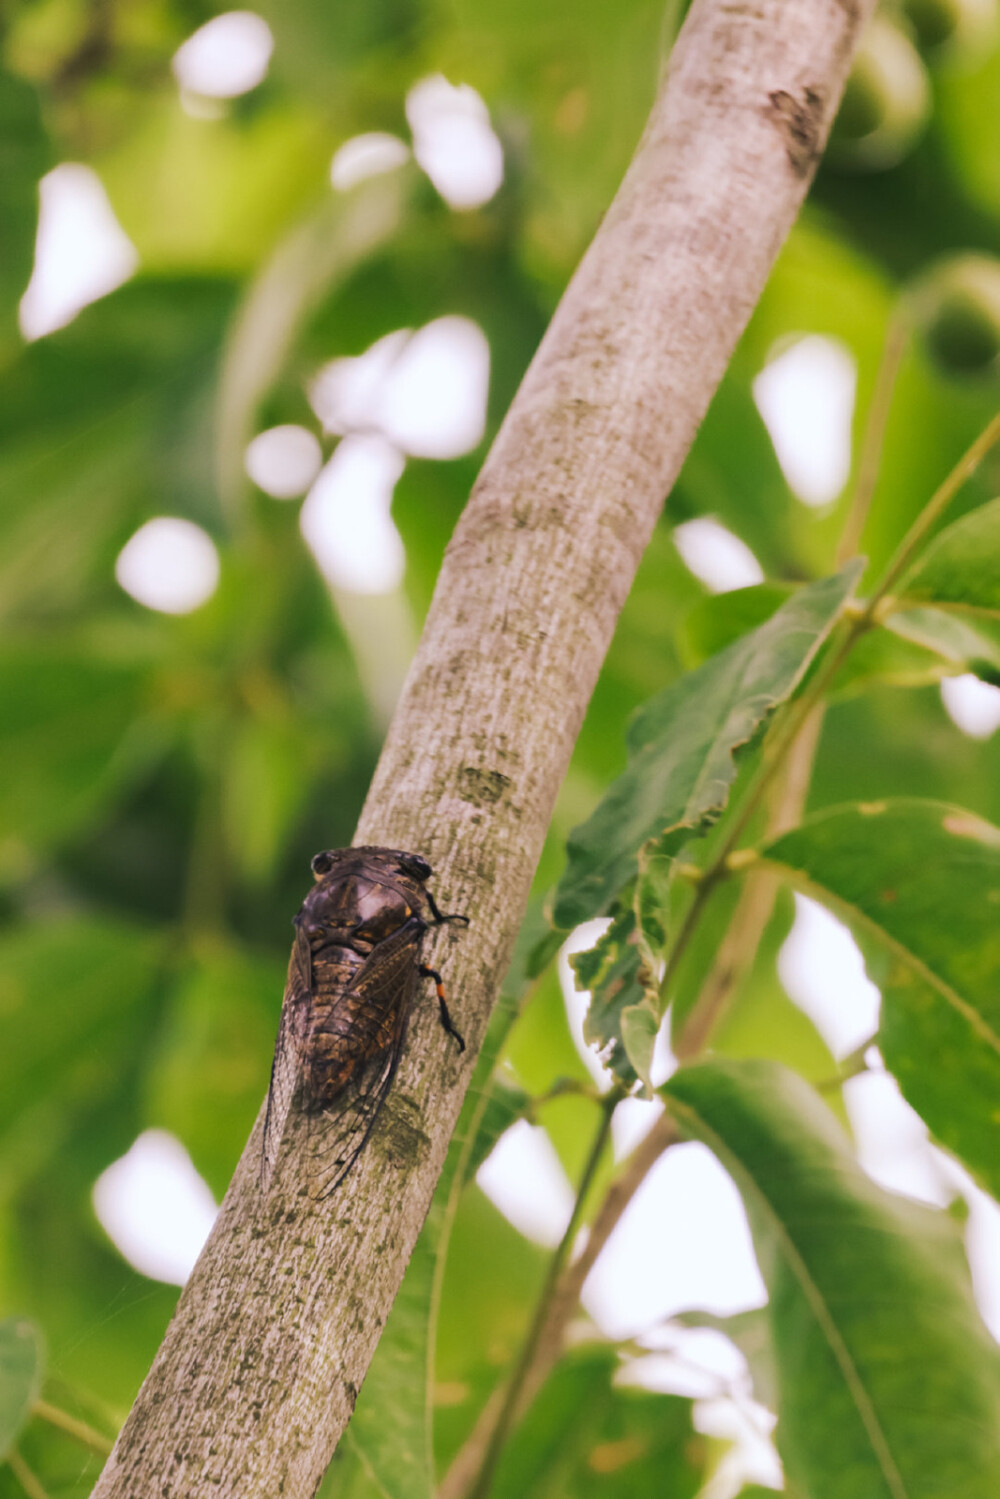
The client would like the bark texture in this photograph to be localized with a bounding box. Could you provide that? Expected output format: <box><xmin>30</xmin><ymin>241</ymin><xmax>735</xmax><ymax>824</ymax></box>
<box><xmin>92</xmin><ymin>1</ymin><xmax>874</xmax><ymax>1494</ymax></box>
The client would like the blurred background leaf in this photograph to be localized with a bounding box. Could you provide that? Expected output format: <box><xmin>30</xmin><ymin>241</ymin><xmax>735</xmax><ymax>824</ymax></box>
<box><xmin>1</xmin><ymin>0</ymin><xmax>1000</xmax><ymax>1492</ymax></box>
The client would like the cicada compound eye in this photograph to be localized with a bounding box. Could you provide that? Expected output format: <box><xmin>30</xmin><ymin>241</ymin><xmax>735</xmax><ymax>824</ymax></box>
<box><xmin>311</xmin><ymin>850</ymin><xmax>337</xmax><ymax>880</ymax></box>
<box><xmin>400</xmin><ymin>853</ymin><xmax>432</xmax><ymax>881</ymax></box>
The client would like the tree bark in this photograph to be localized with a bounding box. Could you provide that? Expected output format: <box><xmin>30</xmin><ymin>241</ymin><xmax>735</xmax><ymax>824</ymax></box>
<box><xmin>92</xmin><ymin>1</ymin><xmax>874</xmax><ymax>1493</ymax></box>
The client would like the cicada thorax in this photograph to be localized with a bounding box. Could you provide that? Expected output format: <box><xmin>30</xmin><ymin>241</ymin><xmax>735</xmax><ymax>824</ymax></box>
<box><xmin>298</xmin><ymin>867</ymin><xmax>426</xmax><ymax>951</ymax></box>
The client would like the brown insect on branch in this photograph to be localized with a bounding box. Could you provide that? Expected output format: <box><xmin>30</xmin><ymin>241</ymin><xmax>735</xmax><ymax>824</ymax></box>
<box><xmin>91</xmin><ymin>1</ymin><xmax>875</xmax><ymax>1494</ymax></box>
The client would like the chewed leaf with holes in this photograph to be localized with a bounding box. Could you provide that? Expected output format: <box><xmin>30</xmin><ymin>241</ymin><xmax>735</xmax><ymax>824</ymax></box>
<box><xmin>570</xmin><ymin>845</ymin><xmax>670</xmax><ymax>1089</ymax></box>
<box><xmin>663</xmin><ymin>1059</ymin><xmax>1000</xmax><ymax>1499</ymax></box>
<box><xmin>553</xmin><ymin>563</ymin><xmax>863</xmax><ymax>930</ymax></box>
<box><xmin>761</xmin><ymin>799</ymin><xmax>1000</xmax><ymax>1199</ymax></box>
<box><xmin>0</xmin><ymin>1317</ymin><xmax>44</xmax><ymax>1459</ymax></box>
<box><xmin>572</xmin><ymin>906</ymin><xmax>646</xmax><ymax>1086</ymax></box>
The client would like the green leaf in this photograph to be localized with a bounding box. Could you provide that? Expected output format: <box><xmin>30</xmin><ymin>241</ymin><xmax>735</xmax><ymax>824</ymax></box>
<box><xmin>896</xmin><ymin>494</ymin><xmax>1000</xmax><ymax>616</ymax></box>
<box><xmin>569</xmin><ymin>837</ymin><xmax>674</xmax><ymax>1087</ymax></box>
<box><xmin>572</xmin><ymin>906</ymin><xmax>643</xmax><ymax>1086</ymax></box>
<box><xmin>223</xmin><ymin>717</ymin><xmax>312</xmax><ymax>884</ymax></box>
<box><xmin>0</xmin><ymin>646</ymin><xmax>149</xmax><ymax>850</ymax></box>
<box><xmin>0</xmin><ymin>917</ymin><xmax>166</xmax><ymax>1139</ymax></box>
<box><xmin>0</xmin><ymin>1317</ymin><xmax>44</xmax><ymax>1460</ymax></box>
<box><xmin>0</xmin><ymin>71</ymin><xmax>50</xmax><ymax>352</ymax></box>
<box><xmin>492</xmin><ymin>1346</ymin><xmax>707</xmax><ymax>1499</ymax></box>
<box><xmin>680</xmin><ymin>583</ymin><xmax>792</xmax><ymax>666</ymax></box>
<box><xmin>145</xmin><ymin>944</ymin><xmax>284</xmax><ymax>1199</ymax></box>
<box><xmin>761</xmin><ymin>799</ymin><xmax>1000</xmax><ymax>1198</ymax></box>
<box><xmin>553</xmin><ymin>563</ymin><xmax>863</xmax><ymax>929</ymax></box>
<box><xmin>881</xmin><ymin>498</ymin><xmax>1000</xmax><ymax>684</ymax></box>
<box><xmin>345</xmin><ymin>911</ymin><xmax>540</xmax><ymax>1499</ymax></box>
<box><xmin>830</xmin><ymin>620</ymin><xmax>959</xmax><ymax>694</ymax></box>
<box><xmin>885</xmin><ymin>606</ymin><xmax>1000</xmax><ymax>682</ymax></box>
<box><xmin>619</xmin><ymin>1004</ymin><xmax>658</xmax><ymax>1095</ymax></box>
<box><xmin>663</xmin><ymin>1058</ymin><xmax>1000</xmax><ymax>1499</ymax></box>
<box><xmin>675</xmin><ymin>1307</ymin><xmax>776</xmax><ymax>1410</ymax></box>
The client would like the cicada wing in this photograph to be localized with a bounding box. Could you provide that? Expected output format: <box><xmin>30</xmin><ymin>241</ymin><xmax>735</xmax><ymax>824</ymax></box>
<box><xmin>261</xmin><ymin>924</ymin><xmax>312</xmax><ymax>1194</ymax></box>
<box><xmin>304</xmin><ymin>921</ymin><xmax>424</xmax><ymax>1201</ymax></box>
<box><xmin>304</xmin><ymin>1000</ymin><xmax>411</xmax><ymax>1202</ymax></box>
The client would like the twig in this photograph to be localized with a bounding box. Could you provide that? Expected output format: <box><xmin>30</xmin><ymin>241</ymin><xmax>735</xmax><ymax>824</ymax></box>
<box><xmin>90</xmin><ymin>3</ymin><xmax>876</xmax><ymax>1493</ymax></box>
<box><xmin>440</xmin><ymin>1113</ymin><xmax>680</xmax><ymax>1499</ymax></box>
<box><xmin>836</xmin><ymin>307</ymin><xmax>908</xmax><ymax>566</ymax></box>
<box><xmin>670</xmin><ymin>396</ymin><xmax>1000</xmax><ymax>1060</ymax></box>
<box><xmin>872</xmin><ymin>408</ymin><xmax>1000</xmax><ymax>609</ymax></box>
<box><xmin>7</xmin><ymin>1450</ymin><xmax>51</xmax><ymax>1499</ymax></box>
<box><xmin>815</xmin><ymin>1035</ymin><xmax>877</xmax><ymax>1092</ymax></box>
<box><xmin>33</xmin><ymin>1399</ymin><xmax>114</xmax><ymax>1456</ymax></box>
<box><xmin>464</xmin><ymin>1099</ymin><xmax>618</xmax><ymax>1499</ymax></box>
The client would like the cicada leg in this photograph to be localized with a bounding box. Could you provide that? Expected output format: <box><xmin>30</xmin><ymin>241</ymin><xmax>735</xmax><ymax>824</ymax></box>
<box><xmin>423</xmin><ymin>889</ymin><xmax>470</xmax><ymax>928</ymax></box>
<box><xmin>419</xmin><ymin>964</ymin><xmax>465</xmax><ymax>1052</ymax></box>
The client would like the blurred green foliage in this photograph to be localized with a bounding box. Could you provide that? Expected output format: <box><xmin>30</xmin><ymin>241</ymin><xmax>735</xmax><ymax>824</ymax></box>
<box><xmin>2</xmin><ymin>0</ymin><xmax>1000</xmax><ymax>1494</ymax></box>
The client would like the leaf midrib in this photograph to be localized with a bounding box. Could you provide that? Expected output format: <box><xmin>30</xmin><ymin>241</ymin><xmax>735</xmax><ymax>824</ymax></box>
<box><xmin>665</xmin><ymin>1094</ymin><xmax>909</xmax><ymax>1499</ymax></box>
<box><xmin>759</xmin><ymin>862</ymin><xmax>1000</xmax><ymax>1062</ymax></box>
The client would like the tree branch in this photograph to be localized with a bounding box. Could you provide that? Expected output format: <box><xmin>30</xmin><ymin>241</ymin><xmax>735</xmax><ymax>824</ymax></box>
<box><xmin>91</xmin><ymin>2</ymin><xmax>874</xmax><ymax>1493</ymax></box>
<box><xmin>440</xmin><ymin>1112</ymin><xmax>681</xmax><ymax>1499</ymax></box>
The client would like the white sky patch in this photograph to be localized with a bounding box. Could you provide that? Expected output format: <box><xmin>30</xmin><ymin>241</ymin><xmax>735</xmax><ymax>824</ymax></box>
<box><xmin>93</xmin><ymin>1130</ymin><xmax>217</xmax><ymax>1286</ymax></box>
<box><xmin>311</xmin><ymin>330</ymin><xmax>410</xmax><ymax>435</ymax></box>
<box><xmin>310</xmin><ymin>318</ymin><xmax>489</xmax><ymax>460</ymax></box>
<box><xmin>844</xmin><ymin>1066</ymin><xmax>955</xmax><ymax>1207</ymax></box>
<box><xmin>172</xmin><ymin>11</ymin><xmax>273</xmax><ymax>99</ymax></box>
<box><xmin>673</xmin><ymin>517</ymin><xmax>765</xmax><ymax>593</ymax></box>
<box><xmin>378</xmin><ymin>317</ymin><xmax>489</xmax><ymax>457</ymax></box>
<box><xmin>245</xmin><ymin>423</ymin><xmax>323</xmax><ymax>499</ymax></box>
<box><xmin>331</xmin><ymin>133</ymin><xmax>410</xmax><ymax>191</ymax></box>
<box><xmin>934</xmin><ymin>1152</ymin><xmax>1000</xmax><ymax>1343</ymax></box>
<box><xmin>115</xmin><ymin>517</ymin><xmax>220</xmax><ymax>614</ymax></box>
<box><xmin>300</xmin><ymin>434</ymin><xmax>405</xmax><ymax>595</ymax></box>
<box><xmin>777</xmin><ymin>893</ymin><xmax>881</xmax><ymax>1059</ymax></box>
<box><xmin>406</xmin><ymin>75</ymin><xmax>504</xmax><ymax>210</ymax></box>
<box><xmin>611</xmin><ymin>1094</ymin><xmax>667</xmax><ymax>1162</ymax></box>
<box><xmin>846</xmin><ymin>1075</ymin><xmax>1000</xmax><ymax>1342</ymax></box>
<box><xmin>476</xmin><ymin>1118</ymin><xmax>576</xmax><ymax>1248</ymax></box>
<box><xmin>19</xmin><ymin>164</ymin><xmax>139</xmax><ymax>341</ymax></box>
<box><xmin>753</xmin><ymin>335</ymin><xmax>857</xmax><ymax>508</ymax></box>
<box><xmin>694</xmin><ymin>1397</ymin><xmax>784</xmax><ymax>1496</ymax></box>
<box><xmin>581</xmin><ymin>1142</ymin><xmax>767</xmax><ymax>1339</ymax></box>
<box><xmin>940</xmin><ymin>673</ymin><xmax>1000</xmax><ymax>739</ymax></box>
<box><xmin>622</xmin><ymin>1323</ymin><xmax>751</xmax><ymax>1402</ymax></box>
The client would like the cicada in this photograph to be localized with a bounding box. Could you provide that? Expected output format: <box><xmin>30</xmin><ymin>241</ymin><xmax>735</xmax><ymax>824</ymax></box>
<box><xmin>261</xmin><ymin>847</ymin><xmax>467</xmax><ymax>1200</ymax></box>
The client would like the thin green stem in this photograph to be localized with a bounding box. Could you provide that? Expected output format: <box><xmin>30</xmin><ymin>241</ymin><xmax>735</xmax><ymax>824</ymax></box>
<box><xmin>837</xmin><ymin>307</ymin><xmax>908</xmax><ymax>567</ymax></box>
<box><xmin>661</xmin><ymin>406</ymin><xmax>1000</xmax><ymax>1016</ymax></box>
<box><xmin>6</xmin><ymin>1450</ymin><xmax>51</xmax><ymax>1499</ymax></box>
<box><xmin>815</xmin><ymin>1035</ymin><xmax>876</xmax><ymax>1093</ymax></box>
<box><xmin>465</xmin><ymin>1096</ymin><xmax>618</xmax><ymax>1499</ymax></box>
<box><xmin>659</xmin><ymin>619</ymin><xmax>860</xmax><ymax>1001</ymax></box>
<box><xmin>871</xmin><ymin>407</ymin><xmax>1000</xmax><ymax>609</ymax></box>
<box><xmin>33</xmin><ymin>1399</ymin><xmax>114</xmax><ymax>1455</ymax></box>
